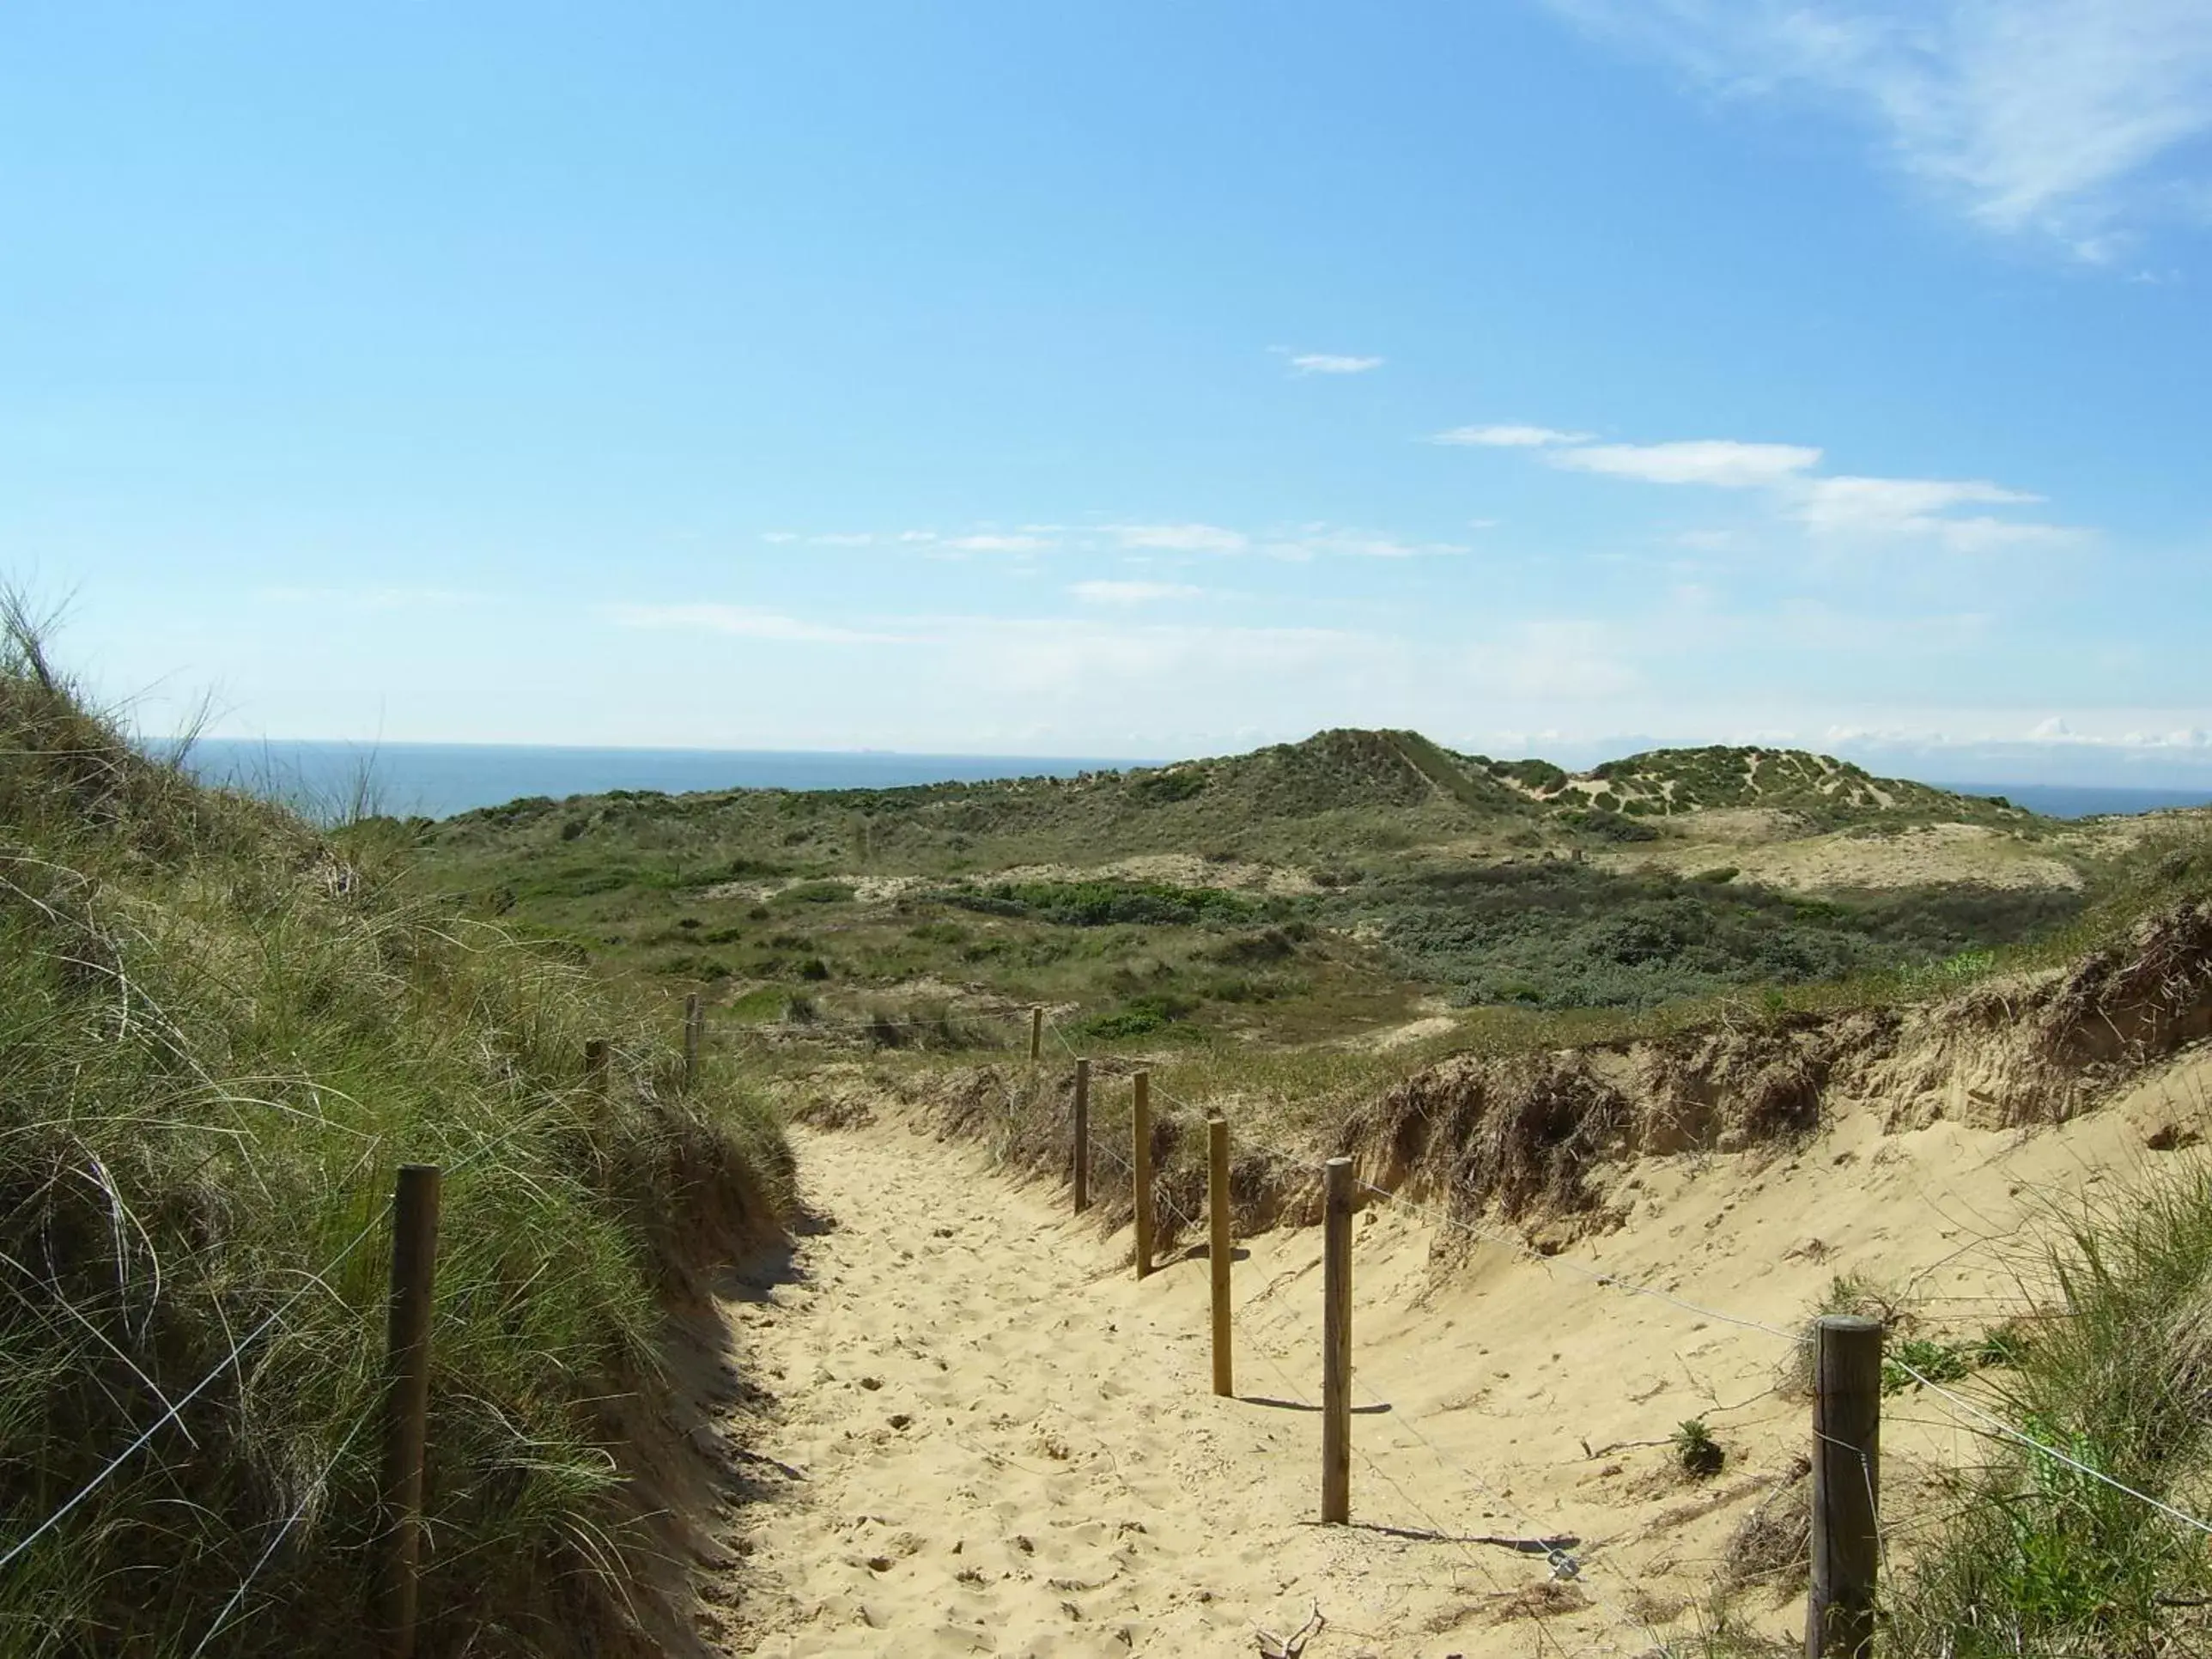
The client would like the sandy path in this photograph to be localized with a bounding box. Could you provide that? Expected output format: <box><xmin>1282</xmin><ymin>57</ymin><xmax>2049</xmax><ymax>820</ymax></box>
<box><xmin>710</xmin><ymin>1123</ymin><xmax>1603</xmax><ymax>1659</ymax></box>
<box><xmin>704</xmin><ymin>1054</ymin><xmax>2212</xmax><ymax>1656</ymax></box>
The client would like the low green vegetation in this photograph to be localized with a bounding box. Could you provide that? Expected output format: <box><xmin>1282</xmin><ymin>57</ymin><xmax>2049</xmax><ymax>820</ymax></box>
<box><xmin>0</xmin><ymin>624</ymin><xmax>793</xmax><ymax>1657</ymax></box>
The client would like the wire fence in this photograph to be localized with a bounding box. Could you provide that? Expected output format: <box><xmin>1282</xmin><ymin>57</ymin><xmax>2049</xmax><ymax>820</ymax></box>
<box><xmin>0</xmin><ymin>1039</ymin><xmax>678</xmax><ymax>1642</ymax></box>
<box><xmin>21</xmin><ymin>987</ymin><xmax>2212</xmax><ymax>1656</ymax></box>
<box><xmin>1023</xmin><ymin>1006</ymin><xmax>2212</xmax><ymax>1653</ymax></box>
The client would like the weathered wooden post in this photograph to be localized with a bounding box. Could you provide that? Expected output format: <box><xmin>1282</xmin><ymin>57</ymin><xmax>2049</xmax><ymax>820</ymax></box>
<box><xmin>1132</xmin><ymin>1072</ymin><xmax>1153</xmax><ymax>1279</ymax></box>
<box><xmin>683</xmin><ymin>994</ymin><xmax>703</xmax><ymax>1086</ymax></box>
<box><xmin>376</xmin><ymin>1164</ymin><xmax>442</xmax><ymax>1659</ymax></box>
<box><xmin>1808</xmin><ymin>1315</ymin><xmax>1883</xmax><ymax>1658</ymax></box>
<box><xmin>1209</xmin><ymin>1117</ymin><xmax>1232</xmax><ymax>1397</ymax></box>
<box><xmin>583</xmin><ymin>1038</ymin><xmax>609</xmax><ymax>1097</ymax></box>
<box><xmin>1030</xmin><ymin>1005</ymin><xmax>1043</xmax><ymax>1063</ymax></box>
<box><xmin>1321</xmin><ymin>1156</ymin><xmax>1353</xmax><ymax>1524</ymax></box>
<box><xmin>1073</xmin><ymin>1057</ymin><xmax>1091</xmax><ymax>1215</ymax></box>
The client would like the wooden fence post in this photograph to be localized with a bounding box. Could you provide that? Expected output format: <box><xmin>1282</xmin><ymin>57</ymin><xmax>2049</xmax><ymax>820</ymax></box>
<box><xmin>1030</xmin><ymin>1005</ymin><xmax>1043</xmax><ymax>1064</ymax></box>
<box><xmin>1132</xmin><ymin>1072</ymin><xmax>1153</xmax><ymax>1279</ymax></box>
<box><xmin>1209</xmin><ymin>1117</ymin><xmax>1232</xmax><ymax>1397</ymax></box>
<box><xmin>376</xmin><ymin>1164</ymin><xmax>442</xmax><ymax>1659</ymax></box>
<box><xmin>1808</xmin><ymin>1315</ymin><xmax>1883</xmax><ymax>1659</ymax></box>
<box><xmin>1073</xmin><ymin>1058</ymin><xmax>1090</xmax><ymax>1215</ymax></box>
<box><xmin>1321</xmin><ymin>1156</ymin><xmax>1353</xmax><ymax>1524</ymax></box>
<box><xmin>583</xmin><ymin>1038</ymin><xmax>609</xmax><ymax>1097</ymax></box>
<box><xmin>683</xmin><ymin>994</ymin><xmax>702</xmax><ymax>1086</ymax></box>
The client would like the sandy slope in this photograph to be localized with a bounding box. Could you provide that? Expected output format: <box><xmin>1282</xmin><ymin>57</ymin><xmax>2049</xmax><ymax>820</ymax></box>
<box><xmin>702</xmin><ymin>1052</ymin><xmax>2212</xmax><ymax>1657</ymax></box>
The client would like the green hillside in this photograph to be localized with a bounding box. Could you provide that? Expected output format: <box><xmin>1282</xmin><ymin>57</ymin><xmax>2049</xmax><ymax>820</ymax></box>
<box><xmin>423</xmin><ymin>727</ymin><xmax>2016</xmax><ymax>884</ymax></box>
<box><xmin>404</xmin><ymin>728</ymin><xmax>2087</xmax><ymax>1047</ymax></box>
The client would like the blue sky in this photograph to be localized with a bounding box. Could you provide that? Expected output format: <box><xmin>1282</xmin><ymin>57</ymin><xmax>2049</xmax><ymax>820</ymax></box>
<box><xmin>7</xmin><ymin>1</ymin><xmax>2211</xmax><ymax>782</ymax></box>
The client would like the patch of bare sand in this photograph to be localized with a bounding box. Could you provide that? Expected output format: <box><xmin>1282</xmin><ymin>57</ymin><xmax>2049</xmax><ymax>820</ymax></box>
<box><xmin>700</xmin><ymin>1051</ymin><xmax>2212</xmax><ymax>1656</ymax></box>
<box><xmin>994</xmin><ymin>854</ymin><xmax>1319</xmax><ymax>897</ymax></box>
<box><xmin>1602</xmin><ymin>821</ymin><xmax>2082</xmax><ymax>892</ymax></box>
<box><xmin>1345</xmin><ymin>1013</ymin><xmax>1460</xmax><ymax>1053</ymax></box>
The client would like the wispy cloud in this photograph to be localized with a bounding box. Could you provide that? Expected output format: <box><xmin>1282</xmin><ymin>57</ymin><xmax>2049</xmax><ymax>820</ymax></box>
<box><xmin>1110</xmin><ymin>522</ymin><xmax>1250</xmax><ymax>553</ymax></box>
<box><xmin>763</xmin><ymin>528</ymin><xmax>1054</xmax><ymax>552</ymax></box>
<box><xmin>1262</xmin><ymin>529</ymin><xmax>1471</xmax><ymax>559</ymax></box>
<box><xmin>1275</xmin><ymin>349</ymin><xmax>1385</xmax><ymax>374</ymax></box>
<box><xmin>1071</xmin><ymin>580</ymin><xmax>1206</xmax><ymax>605</ymax></box>
<box><xmin>939</xmin><ymin>533</ymin><xmax>1054</xmax><ymax>553</ymax></box>
<box><xmin>605</xmin><ymin>603</ymin><xmax>902</xmax><ymax>644</ymax></box>
<box><xmin>1548</xmin><ymin>439</ymin><xmax>1824</xmax><ymax>488</ymax></box>
<box><xmin>1463</xmin><ymin>419</ymin><xmax>2081</xmax><ymax>548</ymax></box>
<box><xmin>1430</xmin><ymin>423</ymin><xmax>1594</xmax><ymax>447</ymax></box>
<box><xmin>1540</xmin><ymin>0</ymin><xmax>2212</xmax><ymax>252</ymax></box>
<box><xmin>1790</xmin><ymin>474</ymin><xmax>2081</xmax><ymax>549</ymax></box>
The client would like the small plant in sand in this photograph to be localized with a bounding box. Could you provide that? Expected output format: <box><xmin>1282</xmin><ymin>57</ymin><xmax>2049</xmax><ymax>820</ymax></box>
<box><xmin>1883</xmin><ymin>1335</ymin><xmax>1972</xmax><ymax>1395</ymax></box>
<box><xmin>1674</xmin><ymin>1417</ymin><xmax>1725</xmax><ymax>1479</ymax></box>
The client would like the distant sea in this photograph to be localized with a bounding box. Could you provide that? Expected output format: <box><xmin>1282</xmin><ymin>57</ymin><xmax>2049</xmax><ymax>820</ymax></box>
<box><xmin>182</xmin><ymin>740</ymin><xmax>1145</xmax><ymax>822</ymax></box>
<box><xmin>177</xmin><ymin>741</ymin><xmax>2212</xmax><ymax>825</ymax></box>
<box><xmin>1934</xmin><ymin>782</ymin><xmax>2212</xmax><ymax>819</ymax></box>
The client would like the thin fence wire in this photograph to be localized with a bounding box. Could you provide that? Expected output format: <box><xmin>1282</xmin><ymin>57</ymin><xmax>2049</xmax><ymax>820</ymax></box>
<box><xmin>1227</xmin><ymin>1253</ymin><xmax>1598</xmax><ymax>1659</ymax></box>
<box><xmin>1</xmin><ymin>1074</ymin><xmax>580</xmax><ymax>1576</ymax></box>
<box><xmin>1889</xmin><ymin>1358</ymin><xmax>2212</xmax><ymax>1536</ymax></box>
<box><xmin>1020</xmin><ymin>1017</ymin><xmax>2212</xmax><ymax>1577</ymax></box>
<box><xmin>1081</xmin><ymin>1073</ymin><xmax>1639</xmax><ymax>1653</ymax></box>
<box><xmin>182</xmin><ymin>1403</ymin><xmax>380</xmax><ymax>1657</ymax></box>
<box><xmin>0</xmin><ymin>1200</ymin><xmax>394</xmax><ymax>1573</ymax></box>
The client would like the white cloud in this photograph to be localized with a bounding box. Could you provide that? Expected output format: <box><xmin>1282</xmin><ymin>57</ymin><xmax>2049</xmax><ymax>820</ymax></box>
<box><xmin>1480</xmin><ymin>421</ymin><xmax>2082</xmax><ymax>549</ymax></box>
<box><xmin>1541</xmin><ymin>0</ymin><xmax>2212</xmax><ymax>249</ymax></box>
<box><xmin>1261</xmin><ymin>527</ymin><xmax>1471</xmax><ymax>560</ymax></box>
<box><xmin>1285</xmin><ymin>352</ymin><xmax>1384</xmax><ymax>374</ymax></box>
<box><xmin>1431</xmin><ymin>424</ymin><xmax>1594</xmax><ymax>447</ymax></box>
<box><xmin>1071</xmin><ymin>580</ymin><xmax>1206</xmax><ymax>605</ymax></box>
<box><xmin>760</xmin><ymin>532</ymin><xmax>801</xmax><ymax>544</ymax></box>
<box><xmin>605</xmin><ymin>603</ymin><xmax>901</xmax><ymax>645</ymax></box>
<box><xmin>1549</xmin><ymin>439</ymin><xmax>1825</xmax><ymax>487</ymax></box>
<box><xmin>1792</xmin><ymin>474</ymin><xmax>2083</xmax><ymax>549</ymax></box>
<box><xmin>939</xmin><ymin>533</ymin><xmax>1054</xmax><ymax>553</ymax></box>
<box><xmin>1796</xmin><ymin>474</ymin><xmax>2040</xmax><ymax>532</ymax></box>
<box><xmin>1110</xmin><ymin>522</ymin><xmax>1250</xmax><ymax>553</ymax></box>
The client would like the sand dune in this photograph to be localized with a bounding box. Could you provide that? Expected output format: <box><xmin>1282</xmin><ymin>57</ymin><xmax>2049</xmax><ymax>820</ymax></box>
<box><xmin>701</xmin><ymin>1053</ymin><xmax>2212</xmax><ymax>1656</ymax></box>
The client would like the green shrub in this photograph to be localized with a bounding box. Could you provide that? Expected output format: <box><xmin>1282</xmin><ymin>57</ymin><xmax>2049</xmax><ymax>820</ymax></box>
<box><xmin>1077</xmin><ymin>993</ymin><xmax>1199</xmax><ymax>1040</ymax></box>
<box><xmin>1885</xmin><ymin>1336</ymin><xmax>1972</xmax><ymax>1395</ymax></box>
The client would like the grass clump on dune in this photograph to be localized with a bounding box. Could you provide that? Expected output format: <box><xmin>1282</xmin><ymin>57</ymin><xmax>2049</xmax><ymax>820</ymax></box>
<box><xmin>1881</xmin><ymin>1158</ymin><xmax>2212</xmax><ymax>1656</ymax></box>
<box><xmin>0</xmin><ymin>616</ymin><xmax>793</xmax><ymax>1658</ymax></box>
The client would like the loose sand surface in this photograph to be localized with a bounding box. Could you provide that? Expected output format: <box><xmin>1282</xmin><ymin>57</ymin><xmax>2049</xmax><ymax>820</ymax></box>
<box><xmin>703</xmin><ymin>1053</ymin><xmax>2212</xmax><ymax>1657</ymax></box>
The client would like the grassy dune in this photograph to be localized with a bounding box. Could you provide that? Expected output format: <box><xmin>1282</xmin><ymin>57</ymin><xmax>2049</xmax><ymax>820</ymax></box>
<box><xmin>0</xmin><ymin>624</ymin><xmax>793</xmax><ymax>1658</ymax></box>
<box><xmin>408</xmin><ymin>728</ymin><xmax>2102</xmax><ymax>1051</ymax></box>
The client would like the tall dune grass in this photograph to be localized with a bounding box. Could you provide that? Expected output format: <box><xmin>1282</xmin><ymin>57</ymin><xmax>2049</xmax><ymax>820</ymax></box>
<box><xmin>0</xmin><ymin>615</ymin><xmax>793</xmax><ymax>1657</ymax></box>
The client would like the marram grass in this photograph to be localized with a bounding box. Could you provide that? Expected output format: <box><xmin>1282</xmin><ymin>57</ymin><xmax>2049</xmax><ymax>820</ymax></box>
<box><xmin>0</xmin><ymin>618</ymin><xmax>792</xmax><ymax>1658</ymax></box>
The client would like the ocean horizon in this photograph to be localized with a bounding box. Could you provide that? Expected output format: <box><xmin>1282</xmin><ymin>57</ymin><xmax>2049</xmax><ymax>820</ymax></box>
<box><xmin>176</xmin><ymin>738</ymin><xmax>2212</xmax><ymax>824</ymax></box>
<box><xmin>180</xmin><ymin>738</ymin><xmax>1150</xmax><ymax>821</ymax></box>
